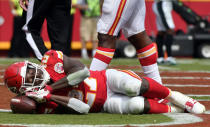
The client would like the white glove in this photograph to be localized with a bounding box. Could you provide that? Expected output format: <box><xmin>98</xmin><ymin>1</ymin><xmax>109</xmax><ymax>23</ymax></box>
<box><xmin>26</xmin><ymin>89</ymin><xmax>51</xmax><ymax>103</ymax></box>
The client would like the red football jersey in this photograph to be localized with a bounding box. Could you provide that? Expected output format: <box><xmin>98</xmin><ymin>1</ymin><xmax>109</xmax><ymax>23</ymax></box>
<box><xmin>39</xmin><ymin>50</ymin><xmax>107</xmax><ymax>113</ymax></box>
<box><xmin>36</xmin><ymin>101</ymin><xmax>58</xmax><ymax>114</ymax></box>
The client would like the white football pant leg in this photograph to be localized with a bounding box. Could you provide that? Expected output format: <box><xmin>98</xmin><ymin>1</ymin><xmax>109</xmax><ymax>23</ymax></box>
<box><xmin>106</xmin><ymin>69</ymin><xmax>142</xmax><ymax>96</ymax></box>
<box><xmin>97</xmin><ymin>0</ymin><xmax>145</xmax><ymax>37</ymax></box>
<box><xmin>103</xmin><ymin>94</ymin><xmax>144</xmax><ymax>114</ymax></box>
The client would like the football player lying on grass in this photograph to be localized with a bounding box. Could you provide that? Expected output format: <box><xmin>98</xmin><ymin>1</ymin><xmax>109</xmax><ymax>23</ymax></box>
<box><xmin>4</xmin><ymin>50</ymin><xmax>206</xmax><ymax>114</ymax></box>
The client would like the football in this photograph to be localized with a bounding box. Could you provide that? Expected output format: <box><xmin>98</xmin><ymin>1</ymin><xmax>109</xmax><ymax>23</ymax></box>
<box><xmin>10</xmin><ymin>95</ymin><xmax>36</xmax><ymax>114</ymax></box>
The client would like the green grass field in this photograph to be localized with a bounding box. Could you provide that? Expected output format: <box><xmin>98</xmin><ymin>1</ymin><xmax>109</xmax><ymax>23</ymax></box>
<box><xmin>0</xmin><ymin>113</ymin><xmax>171</xmax><ymax>125</ymax></box>
<box><xmin>1</xmin><ymin>57</ymin><xmax>210</xmax><ymax>71</ymax></box>
<box><xmin>0</xmin><ymin>57</ymin><xmax>210</xmax><ymax>126</ymax></box>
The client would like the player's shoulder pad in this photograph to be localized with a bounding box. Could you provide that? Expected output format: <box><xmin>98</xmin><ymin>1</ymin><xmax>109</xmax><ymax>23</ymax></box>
<box><xmin>44</xmin><ymin>50</ymin><xmax>63</xmax><ymax>60</ymax></box>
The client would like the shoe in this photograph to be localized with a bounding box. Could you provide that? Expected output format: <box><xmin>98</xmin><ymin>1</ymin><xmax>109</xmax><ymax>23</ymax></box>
<box><xmin>157</xmin><ymin>57</ymin><xmax>164</xmax><ymax>64</ymax></box>
<box><xmin>169</xmin><ymin>91</ymin><xmax>206</xmax><ymax>114</ymax></box>
<box><xmin>165</xmin><ymin>57</ymin><xmax>176</xmax><ymax>65</ymax></box>
<box><xmin>185</xmin><ymin>98</ymin><xmax>206</xmax><ymax>114</ymax></box>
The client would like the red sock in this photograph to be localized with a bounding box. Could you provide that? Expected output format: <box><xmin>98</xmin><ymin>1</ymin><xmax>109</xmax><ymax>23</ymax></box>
<box><xmin>147</xmin><ymin>99</ymin><xmax>170</xmax><ymax>114</ymax></box>
<box><xmin>136</xmin><ymin>43</ymin><xmax>162</xmax><ymax>84</ymax></box>
<box><xmin>142</xmin><ymin>77</ymin><xmax>170</xmax><ymax>99</ymax></box>
<box><xmin>90</xmin><ymin>47</ymin><xmax>115</xmax><ymax>71</ymax></box>
<box><xmin>137</xmin><ymin>43</ymin><xmax>157</xmax><ymax>66</ymax></box>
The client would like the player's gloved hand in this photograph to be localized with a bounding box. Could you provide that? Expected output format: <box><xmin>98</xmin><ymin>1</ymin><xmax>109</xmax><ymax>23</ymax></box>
<box><xmin>26</xmin><ymin>89</ymin><xmax>51</xmax><ymax>103</ymax></box>
<box><xmin>44</xmin><ymin>85</ymin><xmax>53</xmax><ymax>93</ymax></box>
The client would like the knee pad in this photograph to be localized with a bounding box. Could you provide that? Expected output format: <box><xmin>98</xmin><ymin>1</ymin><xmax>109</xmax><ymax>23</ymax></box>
<box><xmin>128</xmin><ymin>96</ymin><xmax>144</xmax><ymax>114</ymax></box>
<box><xmin>122</xmin><ymin>78</ymin><xmax>141</xmax><ymax>96</ymax></box>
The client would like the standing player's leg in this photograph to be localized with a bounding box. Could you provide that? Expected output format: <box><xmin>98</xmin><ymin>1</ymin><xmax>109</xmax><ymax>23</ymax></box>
<box><xmin>153</xmin><ymin>1</ymin><xmax>166</xmax><ymax>64</ymax></box>
<box><xmin>47</xmin><ymin>0</ymin><xmax>72</xmax><ymax>56</ymax></box>
<box><xmin>128</xmin><ymin>32</ymin><xmax>162</xmax><ymax>84</ymax></box>
<box><xmin>91</xmin><ymin>0</ymin><xmax>162</xmax><ymax>84</ymax></box>
<box><xmin>90</xmin><ymin>0</ymin><xmax>126</xmax><ymax>71</ymax></box>
<box><xmin>165</xmin><ymin>31</ymin><xmax>176</xmax><ymax>65</ymax></box>
<box><xmin>156</xmin><ymin>1</ymin><xmax>176</xmax><ymax>65</ymax></box>
<box><xmin>156</xmin><ymin>32</ymin><xmax>165</xmax><ymax>64</ymax></box>
<box><xmin>90</xmin><ymin>0</ymin><xmax>140</xmax><ymax>71</ymax></box>
<box><xmin>90</xmin><ymin>34</ymin><xmax>116</xmax><ymax>70</ymax></box>
<box><xmin>125</xmin><ymin>0</ymin><xmax>162</xmax><ymax>84</ymax></box>
<box><xmin>22</xmin><ymin>0</ymin><xmax>50</xmax><ymax>61</ymax></box>
<box><xmin>80</xmin><ymin>16</ymin><xmax>91</xmax><ymax>59</ymax></box>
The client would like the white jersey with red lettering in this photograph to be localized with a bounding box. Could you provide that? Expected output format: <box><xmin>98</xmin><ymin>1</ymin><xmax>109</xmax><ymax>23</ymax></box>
<box><xmin>97</xmin><ymin>0</ymin><xmax>146</xmax><ymax>37</ymax></box>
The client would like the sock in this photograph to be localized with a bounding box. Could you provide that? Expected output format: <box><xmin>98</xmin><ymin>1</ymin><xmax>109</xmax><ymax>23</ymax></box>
<box><xmin>92</xmin><ymin>49</ymin><xmax>96</xmax><ymax>57</ymax></box>
<box><xmin>142</xmin><ymin>77</ymin><xmax>170</xmax><ymax>99</ymax></box>
<box><xmin>90</xmin><ymin>47</ymin><xmax>115</xmax><ymax>71</ymax></box>
<box><xmin>147</xmin><ymin>99</ymin><xmax>170</xmax><ymax>114</ymax></box>
<box><xmin>137</xmin><ymin>43</ymin><xmax>162</xmax><ymax>84</ymax></box>
<box><xmin>81</xmin><ymin>48</ymin><xmax>88</xmax><ymax>58</ymax></box>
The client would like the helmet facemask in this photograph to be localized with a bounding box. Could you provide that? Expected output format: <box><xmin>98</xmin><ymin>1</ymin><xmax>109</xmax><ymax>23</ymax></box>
<box><xmin>19</xmin><ymin>61</ymin><xmax>50</xmax><ymax>94</ymax></box>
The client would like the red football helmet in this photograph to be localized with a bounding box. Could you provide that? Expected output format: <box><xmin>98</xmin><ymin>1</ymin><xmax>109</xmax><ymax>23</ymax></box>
<box><xmin>4</xmin><ymin>61</ymin><xmax>50</xmax><ymax>94</ymax></box>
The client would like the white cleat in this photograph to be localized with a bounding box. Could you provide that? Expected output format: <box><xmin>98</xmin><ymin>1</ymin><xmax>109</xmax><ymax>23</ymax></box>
<box><xmin>168</xmin><ymin>91</ymin><xmax>206</xmax><ymax>114</ymax></box>
<box><xmin>185</xmin><ymin>98</ymin><xmax>206</xmax><ymax>114</ymax></box>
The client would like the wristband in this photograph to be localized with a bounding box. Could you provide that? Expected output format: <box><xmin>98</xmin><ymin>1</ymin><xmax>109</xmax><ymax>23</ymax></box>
<box><xmin>66</xmin><ymin>66</ymin><xmax>90</xmax><ymax>86</ymax></box>
<box><xmin>67</xmin><ymin>98</ymin><xmax>90</xmax><ymax>114</ymax></box>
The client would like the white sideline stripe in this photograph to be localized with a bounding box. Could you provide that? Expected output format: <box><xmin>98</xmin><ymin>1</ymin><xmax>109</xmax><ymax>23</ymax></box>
<box><xmin>204</xmin><ymin>111</ymin><xmax>210</xmax><ymax>114</ymax></box>
<box><xmin>161</xmin><ymin>70</ymin><xmax>210</xmax><ymax>73</ymax></box>
<box><xmin>162</xmin><ymin>77</ymin><xmax>210</xmax><ymax>80</ymax></box>
<box><xmin>0</xmin><ymin>76</ymin><xmax>3</xmax><ymax>78</ymax></box>
<box><xmin>187</xmin><ymin>94</ymin><xmax>210</xmax><ymax>97</ymax></box>
<box><xmin>165</xmin><ymin>84</ymin><xmax>210</xmax><ymax>87</ymax></box>
<box><xmin>0</xmin><ymin>109</ymin><xmax>11</xmax><ymax>112</ymax></box>
<box><xmin>0</xmin><ymin>69</ymin><xmax>5</xmax><ymax>72</ymax></box>
<box><xmin>0</xmin><ymin>113</ymin><xmax>203</xmax><ymax>127</ymax></box>
<box><xmin>0</xmin><ymin>83</ymin><xmax>4</xmax><ymax>86</ymax></box>
<box><xmin>159</xmin><ymin>66</ymin><xmax>179</xmax><ymax>70</ymax></box>
<box><xmin>197</xmin><ymin>99</ymin><xmax>210</xmax><ymax>101</ymax></box>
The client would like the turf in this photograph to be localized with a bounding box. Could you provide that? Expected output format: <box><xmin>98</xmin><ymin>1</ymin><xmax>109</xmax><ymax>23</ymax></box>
<box><xmin>0</xmin><ymin>57</ymin><xmax>209</xmax><ymax>125</ymax></box>
<box><xmin>192</xmin><ymin>96</ymin><xmax>210</xmax><ymax>100</ymax></box>
<box><xmin>0</xmin><ymin>112</ymin><xmax>171</xmax><ymax>125</ymax></box>
<box><xmin>1</xmin><ymin>57</ymin><xmax>210</xmax><ymax>71</ymax></box>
